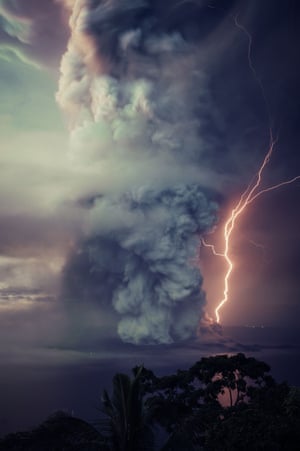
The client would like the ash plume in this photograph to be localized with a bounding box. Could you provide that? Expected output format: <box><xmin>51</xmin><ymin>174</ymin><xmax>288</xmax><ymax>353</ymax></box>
<box><xmin>57</xmin><ymin>0</ymin><xmax>219</xmax><ymax>344</ymax></box>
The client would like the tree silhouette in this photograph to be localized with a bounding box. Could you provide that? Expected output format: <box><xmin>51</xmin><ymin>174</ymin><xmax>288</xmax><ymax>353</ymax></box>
<box><xmin>98</xmin><ymin>354</ymin><xmax>300</xmax><ymax>450</ymax></box>
<box><xmin>99</xmin><ymin>366</ymin><xmax>154</xmax><ymax>451</ymax></box>
<box><xmin>136</xmin><ymin>353</ymin><xmax>299</xmax><ymax>450</ymax></box>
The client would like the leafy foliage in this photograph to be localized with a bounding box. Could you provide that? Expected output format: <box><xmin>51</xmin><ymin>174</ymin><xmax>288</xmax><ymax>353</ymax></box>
<box><xmin>99</xmin><ymin>354</ymin><xmax>300</xmax><ymax>450</ymax></box>
<box><xmin>99</xmin><ymin>366</ymin><xmax>154</xmax><ymax>451</ymax></box>
<box><xmin>134</xmin><ymin>353</ymin><xmax>300</xmax><ymax>450</ymax></box>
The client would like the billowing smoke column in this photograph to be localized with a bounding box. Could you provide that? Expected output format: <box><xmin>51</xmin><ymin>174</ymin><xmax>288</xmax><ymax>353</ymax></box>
<box><xmin>57</xmin><ymin>0</ymin><xmax>218</xmax><ymax>344</ymax></box>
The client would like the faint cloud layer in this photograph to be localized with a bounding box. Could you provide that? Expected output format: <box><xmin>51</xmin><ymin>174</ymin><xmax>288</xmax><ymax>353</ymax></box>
<box><xmin>0</xmin><ymin>0</ymin><xmax>67</xmax><ymax>66</ymax></box>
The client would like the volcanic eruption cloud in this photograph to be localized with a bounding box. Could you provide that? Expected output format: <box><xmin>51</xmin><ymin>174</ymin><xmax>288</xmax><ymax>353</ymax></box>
<box><xmin>57</xmin><ymin>0</ymin><xmax>219</xmax><ymax>345</ymax></box>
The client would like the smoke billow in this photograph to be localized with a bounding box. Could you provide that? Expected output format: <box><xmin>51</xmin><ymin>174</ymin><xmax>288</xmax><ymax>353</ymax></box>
<box><xmin>57</xmin><ymin>0</ymin><xmax>219</xmax><ymax>344</ymax></box>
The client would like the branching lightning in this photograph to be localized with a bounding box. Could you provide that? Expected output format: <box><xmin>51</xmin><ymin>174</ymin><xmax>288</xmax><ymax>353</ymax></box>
<box><xmin>202</xmin><ymin>13</ymin><xmax>300</xmax><ymax>324</ymax></box>
<box><xmin>203</xmin><ymin>134</ymin><xmax>300</xmax><ymax>323</ymax></box>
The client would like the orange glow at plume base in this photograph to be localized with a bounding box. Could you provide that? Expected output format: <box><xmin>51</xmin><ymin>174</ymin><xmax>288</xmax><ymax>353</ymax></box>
<box><xmin>202</xmin><ymin>131</ymin><xmax>300</xmax><ymax>324</ymax></box>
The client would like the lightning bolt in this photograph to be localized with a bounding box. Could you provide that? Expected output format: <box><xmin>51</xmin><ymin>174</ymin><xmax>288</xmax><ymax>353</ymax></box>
<box><xmin>203</xmin><ymin>132</ymin><xmax>300</xmax><ymax>323</ymax></box>
<box><xmin>201</xmin><ymin>14</ymin><xmax>300</xmax><ymax>324</ymax></box>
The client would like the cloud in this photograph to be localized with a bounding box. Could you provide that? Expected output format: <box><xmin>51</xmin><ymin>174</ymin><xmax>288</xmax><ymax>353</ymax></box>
<box><xmin>0</xmin><ymin>0</ymin><xmax>68</xmax><ymax>67</ymax></box>
<box><xmin>55</xmin><ymin>0</ymin><xmax>234</xmax><ymax>345</ymax></box>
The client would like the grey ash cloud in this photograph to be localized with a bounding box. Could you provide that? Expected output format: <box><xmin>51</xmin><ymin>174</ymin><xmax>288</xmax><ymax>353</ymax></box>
<box><xmin>63</xmin><ymin>186</ymin><xmax>217</xmax><ymax>344</ymax></box>
<box><xmin>57</xmin><ymin>0</ymin><xmax>225</xmax><ymax>344</ymax></box>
